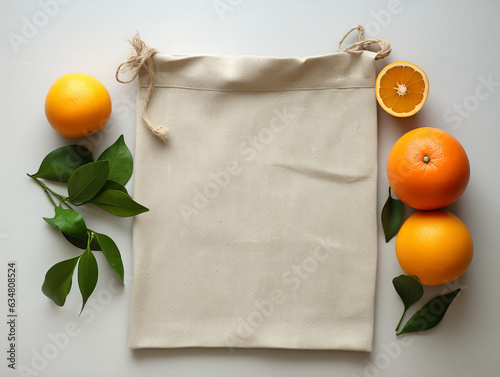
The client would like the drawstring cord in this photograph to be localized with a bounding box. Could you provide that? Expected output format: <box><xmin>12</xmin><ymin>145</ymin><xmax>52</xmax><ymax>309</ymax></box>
<box><xmin>116</xmin><ymin>33</ymin><xmax>169</xmax><ymax>142</ymax></box>
<box><xmin>337</xmin><ymin>25</ymin><xmax>391</xmax><ymax>60</ymax></box>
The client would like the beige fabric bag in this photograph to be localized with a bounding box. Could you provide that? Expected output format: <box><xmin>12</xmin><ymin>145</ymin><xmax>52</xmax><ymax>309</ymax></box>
<box><xmin>117</xmin><ymin>25</ymin><xmax>390</xmax><ymax>351</ymax></box>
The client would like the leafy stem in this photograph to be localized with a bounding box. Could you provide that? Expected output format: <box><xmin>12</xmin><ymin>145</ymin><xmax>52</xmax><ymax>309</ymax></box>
<box><xmin>393</xmin><ymin>275</ymin><xmax>460</xmax><ymax>336</ymax></box>
<box><xmin>32</xmin><ymin>135</ymin><xmax>146</xmax><ymax>312</ymax></box>
<box><xmin>396</xmin><ymin>289</ymin><xmax>461</xmax><ymax>335</ymax></box>
<box><xmin>27</xmin><ymin>173</ymin><xmax>69</xmax><ymax>207</ymax></box>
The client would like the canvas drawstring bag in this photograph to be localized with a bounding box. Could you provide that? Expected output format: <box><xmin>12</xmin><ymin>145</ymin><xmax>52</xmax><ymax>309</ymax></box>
<box><xmin>117</xmin><ymin>25</ymin><xmax>390</xmax><ymax>351</ymax></box>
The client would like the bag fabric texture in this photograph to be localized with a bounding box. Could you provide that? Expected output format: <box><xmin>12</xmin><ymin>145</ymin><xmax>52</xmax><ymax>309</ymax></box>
<box><xmin>118</xmin><ymin>25</ymin><xmax>390</xmax><ymax>351</ymax></box>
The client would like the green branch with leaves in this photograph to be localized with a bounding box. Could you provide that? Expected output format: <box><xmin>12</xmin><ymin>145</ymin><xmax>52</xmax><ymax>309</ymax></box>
<box><xmin>28</xmin><ymin>135</ymin><xmax>148</xmax><ymax>313</ymax></box>
<box><xmin>393</xmin><ymin>275</ymin><xmax>460</xmax><ymax>335</ymax></box>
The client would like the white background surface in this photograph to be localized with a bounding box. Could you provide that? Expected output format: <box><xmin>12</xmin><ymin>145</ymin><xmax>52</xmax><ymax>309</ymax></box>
<box><xmin>1</xmin><ymin>1</ymin><xmax>499</xmax><ymax>376</ymax></box>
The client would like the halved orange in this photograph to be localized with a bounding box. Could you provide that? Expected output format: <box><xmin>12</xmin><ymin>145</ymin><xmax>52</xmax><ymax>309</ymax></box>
<box><xmin>375</xmin><ymin>61</ymin><xmax>429</xmax><ymax>117</ymax></box>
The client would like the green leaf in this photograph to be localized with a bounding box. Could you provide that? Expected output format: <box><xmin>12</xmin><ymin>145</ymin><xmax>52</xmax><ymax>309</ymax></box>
<box><xmin>397</xmin><ymin>289</ymin><xmax>461</xmax><ymax>336</ymax></box>
<box><xmin>42</xmin><ymin>206</ymin><xmax>101</xmax><ymax>250</ymax></box>
<box><xmin>77</xmin><ymin>247</ymin><xmax>98</xmax><ymax>313</ymax></box>
<box><xmin>68</xmin><ymin>161</ymin><xmax>110</xmax><ymax>203</ymax></box>
<box><xmin>381</xmin><ymin>187</ymin><xmax>404</xmax><ymax>242</ymax></box>
<box><xmin>97</xmin><ymin>135</ymin><xmax>133</xmax><ymax>185</ymax></box>
<box><xmin>95</xmin><ymin>233</ymin><xmax>124</xmax><ymax>283</ymax></box>
<box><xmin>43</xmin><ymin>205</ymin><xmax>87</xmax><ymax>240</ymax></box>
<box><xmin>33</xmin><ymin>145</ymin><xmax>93</xmax><ymax>183</ymax></box>
<box><xmin>42</xmin><ymin>256</ymin><xmax>79</xmax><ymax>306</ymax></box>
<box><xmin>43</xmin><ymin>216</ymin><xmax>56</xmax><ymax>228</ymax></box>
<box><xmin>393</xmin><ymin>275</ymin><xmax>424</xmax><ymax>331</ymax></box>
<box><xmin>91</xmin><ymin>190</ymin><xmax>149</xmax><ymax>217</ymax></box>
<box><xmin>63</xmin><ymin>233</ymin><xmax>102</xmax><ymax>251</ymax></box>
<box><xmin>98</xmin><ymin>180</ymin><xmax>128</xmax><ymax>195</ymax></box>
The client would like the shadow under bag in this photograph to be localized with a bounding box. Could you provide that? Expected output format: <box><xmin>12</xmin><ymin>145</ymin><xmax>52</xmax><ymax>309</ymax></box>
<box><xmin>117</xmin><ymin>25</ymin><xmax>390</xmax><ymax>351</ymax></box>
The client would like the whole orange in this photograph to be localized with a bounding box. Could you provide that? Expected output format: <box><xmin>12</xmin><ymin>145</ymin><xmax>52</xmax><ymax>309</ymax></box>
<box><xmin>45</xmin><ymin>73</ymin><xmax>112</xmax><ymax>138</ymax></box>
<box><xmin>387</xmin><ymin>127</ymin><xmax>470</xmax><ymax>210</ymax></box>
<box><xmin>396</xmin><ymin>210</ymin><xmax>473</xmax><ymax>286</ymax></box>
